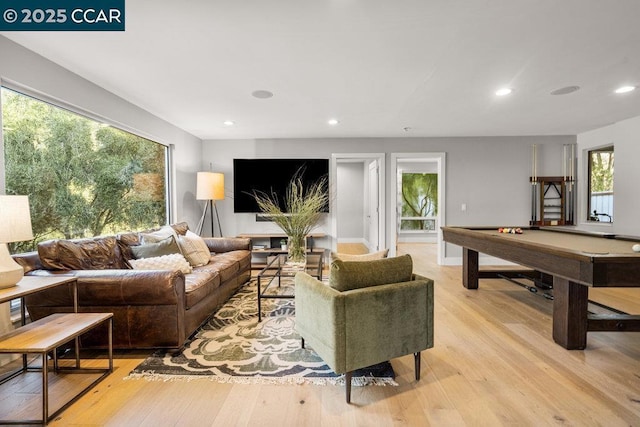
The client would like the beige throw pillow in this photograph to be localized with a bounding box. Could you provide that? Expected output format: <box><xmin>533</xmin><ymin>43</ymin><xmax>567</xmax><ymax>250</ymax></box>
<box><xmin>330</xmin><ymin>248</ymin><xmax>389</xmax><ymax>262</ymax></box>
<box><xmin>176</xmin><ymin>230</ymin><xmax>211</xmax><ymax>267</ymax></box>
<box><xmin>129</xmin><ymin>253</ymin><xmax>193</xmax><ymax>274</ymax></box>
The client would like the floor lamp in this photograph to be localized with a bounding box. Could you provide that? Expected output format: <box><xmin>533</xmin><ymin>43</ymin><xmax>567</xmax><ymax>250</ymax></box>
<box><xmin>196</xmin><ymin>172</ymin><xmax>224</xmax><ymax>237</ymax></box>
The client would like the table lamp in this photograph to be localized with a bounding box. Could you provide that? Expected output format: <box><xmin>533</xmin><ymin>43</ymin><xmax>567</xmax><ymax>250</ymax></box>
<box><xmin>0</xmin><ymin>195</ymin><xmax>34</xmax><ymax>289</ymax></box>
<box><xmin>196</xmin><ymin>172</ymin><xmax>224</xmax><ymax>237</ymax></box>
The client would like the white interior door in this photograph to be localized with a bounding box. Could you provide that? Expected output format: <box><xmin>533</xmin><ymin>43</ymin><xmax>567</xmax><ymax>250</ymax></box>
<box><xmin>367</xmin><ymin>160</ymin><xmax>379</xmax><ymax>251</ymax></box>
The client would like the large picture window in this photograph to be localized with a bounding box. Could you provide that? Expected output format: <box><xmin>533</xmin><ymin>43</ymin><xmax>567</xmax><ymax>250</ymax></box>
<box><xmin>2</xmin><ymin>87</ymin><xmax>169</xmax><ymax>253</ymax></box>
<box><xmin>587</xmin><ymin>146</ymin><xmax>614</xmax><ymax>223</ymax></box>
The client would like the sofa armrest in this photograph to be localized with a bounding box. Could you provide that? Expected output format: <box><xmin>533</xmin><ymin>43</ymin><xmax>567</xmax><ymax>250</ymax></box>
<box><xmin>204</xmin><ymin>237</ymin><xmax>251</xmax><ymax>253</ymax></box>
<box><xmin>12</xmin><ymin>251</ymin><xmax>43</xmax><ymax>274</ymax></box>
<box><xmin>294</xmin><ymin>272</ymin><xmax>347</xmax><ymax>372</ymax></box>
<box><xmin>26</xmin><ymin>269</ymin><xmax>185</xmax><ymax>306</ymax></box>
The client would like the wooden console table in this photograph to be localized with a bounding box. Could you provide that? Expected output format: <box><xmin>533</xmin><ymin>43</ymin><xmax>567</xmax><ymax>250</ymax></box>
<box><xmin>238</xmin><ymin>233</ymin><xmax>326</xmax><ymax>269</ymax></box>
<box><xmin>0</xmin><ymin>276</ymin><xmax>113</xmax><ymax>425</ymax></box>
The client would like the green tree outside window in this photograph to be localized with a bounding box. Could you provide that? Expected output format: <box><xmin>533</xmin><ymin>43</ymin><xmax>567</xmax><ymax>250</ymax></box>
<box><xmin>2</xmin><ymin>88</ymin><xmax>168</xmax><ymax>252</ymax></box>
<box><xmin>588</xmin><ymin>147</ymin><xmax>614</xmax><ymax>222</ymax></box>
<box><xmin>400</xmin><ymin>173</ymin><xmax>438</xmax><ymax>230</ymax></box>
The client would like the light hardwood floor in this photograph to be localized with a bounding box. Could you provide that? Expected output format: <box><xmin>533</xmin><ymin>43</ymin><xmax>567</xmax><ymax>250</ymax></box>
<box><xmin>2</xmin><ymin>243</ymin><xmax>639</xmax><ymax>426</ymax></box>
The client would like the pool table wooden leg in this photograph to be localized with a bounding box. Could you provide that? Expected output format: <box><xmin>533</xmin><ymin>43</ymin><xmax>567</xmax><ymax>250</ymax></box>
<box><xmin>462</xmin><ymin>248</ymin><xmax>479</xmax><ymax>289</ymax></box>
<box><xmin>552</xmin><ymin>277</ymin><xmax>588</xmax><ymax>349</ymax></box>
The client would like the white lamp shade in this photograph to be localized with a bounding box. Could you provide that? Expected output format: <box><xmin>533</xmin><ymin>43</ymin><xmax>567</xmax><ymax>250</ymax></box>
<box><xmin>0</xmin><ymin>195</ymin><xmax>33</xmax><ymax>288</ymax></box>
<box><xmin>196</xmin><ymin>172</ymin><xmax>225</xmax><ymax>201</ymax></box>
<box><xmin>0</xmin><ymin>195</ymin><xmax>34</xmax><ymax>243</ymax></box>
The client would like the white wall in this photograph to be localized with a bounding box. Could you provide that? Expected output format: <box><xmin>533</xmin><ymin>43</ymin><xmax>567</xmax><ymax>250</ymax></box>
<box><xmin>202</xmin><ymin>136</ymin><xmax>574</xmax><ymax>259</ymax></box>
<box><xmin>0</xmin><ymin>36</ymin><xmax>203</xmax><ymax>229</ymax></box>
<box><xmin>577</xmin><ymin>115</ymin><xmax>640</xmax><ymax>236</ymax></box>
<box><xmin>336</xmin><ymin>162</ymin><xmax>365</xmax><ymax>241</ymax></box>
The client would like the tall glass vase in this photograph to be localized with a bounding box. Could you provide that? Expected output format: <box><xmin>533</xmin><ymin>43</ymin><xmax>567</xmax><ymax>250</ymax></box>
<box><xmin>287</xmin><ymin>234</ymin><xmax>307</xmax><ymax>266</ymax></box>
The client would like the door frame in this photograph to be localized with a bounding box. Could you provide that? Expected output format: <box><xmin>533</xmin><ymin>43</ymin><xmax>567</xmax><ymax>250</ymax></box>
<box><xmin>390</xmin><ymin>152</ymin><xmax>446</xmax><ymax>264</ymax></box>
<box><xmin>331</xmin><ymin>153</ymin><xmax>386</xmax><ymax>253</ymax></box>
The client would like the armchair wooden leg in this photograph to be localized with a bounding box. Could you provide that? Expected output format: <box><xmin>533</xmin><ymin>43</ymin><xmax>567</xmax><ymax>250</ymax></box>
<box><xmin>301</xmin><ymin>337</ymin><xmax>305</xmax><ymax>349</ymax></box>
<box><xmin>414</xmin><ymin>352</ymin><xmax>421</xmax><ymax>381</ymax></box>
<box><xmin>345</xmin><ymin>371</ymin><xmax>352</xmax><ymax>403</ymax></box>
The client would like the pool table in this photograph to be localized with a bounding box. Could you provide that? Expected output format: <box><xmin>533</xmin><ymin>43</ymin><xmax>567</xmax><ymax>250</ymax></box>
<box><xmin>441</xmin><ymin>226</ymin><xmax>640</xmax><ymax>349</ymax></box>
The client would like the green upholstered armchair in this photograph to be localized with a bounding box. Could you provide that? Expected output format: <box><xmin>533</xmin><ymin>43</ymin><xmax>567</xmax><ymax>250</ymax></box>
<box><xmin>294</xmin><ymin>254</ymin><xmax>434</xmax><ymax>403</ymax></box>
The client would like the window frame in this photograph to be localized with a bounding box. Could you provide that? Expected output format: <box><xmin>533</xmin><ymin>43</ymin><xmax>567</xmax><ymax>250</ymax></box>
<box><xmin>1</xmin><ymin>80</ymin><xmax>173</xmax><ymax>223</ymax></box>
<box><xmin>398</xmin><ymin>170</ymin><xmax>438</xmax><ymax>234</ymax></box>
<box><xmin>586</xmin><ymin>145</ymin><xmax>614</xmax><ymax>223</ymax></box>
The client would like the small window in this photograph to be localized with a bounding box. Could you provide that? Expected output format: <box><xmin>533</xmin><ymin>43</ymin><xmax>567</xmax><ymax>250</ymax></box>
<box><xmin>399</xmin><ymin>172</ymin><xmax>438</xmax><ymax>232</ymax></box>
<box><xmin>587</xmin><ymin>146</ymin><xmax>614</xmax><ymax>222</ymax></box>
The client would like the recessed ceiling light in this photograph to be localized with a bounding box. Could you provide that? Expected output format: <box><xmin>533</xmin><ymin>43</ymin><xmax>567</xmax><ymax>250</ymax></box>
<box><xmin>223</xmin><ymin>120</ymin><xmax>234</xmax><ymax>126</ymax></box>
<box><xmin>614</xmin><ymin>85</ymin><xmax>636</xmax><ymax>94</ymax></box>
<box><xmin>252</xmin><ymin>90</ymin><xmax>274</xmax><ymax>99</ymax></box>
<box><xmin>495</xmin><ymin>87</ymin><xmax>513</xmax><ymax>96</ymax></box>
<box><xmin>550</xmin><ymin>85</ymin><xmax>580</xmax><ymax>95</ymax></box>
<box><xmin>328</xmin><ymin>119</ymin><xmax>339</xmax><ymax>126</ymax></box>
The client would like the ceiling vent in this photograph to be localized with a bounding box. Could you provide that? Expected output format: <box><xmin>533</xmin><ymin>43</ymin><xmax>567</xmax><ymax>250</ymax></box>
<box><xmin>252</xmin><ymin>90</ymin><xmax>274</xmax><ymax>99</ymax></box>
<box><xmin>550</xmin><ymin>86</ymin><xmax>580</xmax><ymax>95</ymax></box>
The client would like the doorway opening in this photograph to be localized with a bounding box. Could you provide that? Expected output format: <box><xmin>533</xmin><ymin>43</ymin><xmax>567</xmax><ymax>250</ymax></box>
<box><xmin>331</xmin><ymin>153</ymin><xmax>385</xmax><ymax>254</ymax></box>
<box><xmin>390</xmin><ymin>153</ymin><xmax>446</xmax><ymax>264</ymax></box>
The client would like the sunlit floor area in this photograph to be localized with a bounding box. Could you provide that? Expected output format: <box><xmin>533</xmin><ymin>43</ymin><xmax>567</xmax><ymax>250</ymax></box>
<box><xmin>336</xmin><ymin>242</ymin><xmax>370</xmax><ymax>255</ymax></box>
<box><xmin>1</xmin><ymin>243</ymin><xmax>639</xmax><ymax>426</ymax></box>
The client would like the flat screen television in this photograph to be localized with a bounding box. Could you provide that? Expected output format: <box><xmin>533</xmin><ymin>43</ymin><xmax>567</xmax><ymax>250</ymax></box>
<box><xmin>233</xmin><ymin>158</ymin><xmax>329</xmax><ymax>213</ymax></box>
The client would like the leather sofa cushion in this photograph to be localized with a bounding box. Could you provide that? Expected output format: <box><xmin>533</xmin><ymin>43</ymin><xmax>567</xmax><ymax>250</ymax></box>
<box><xmin>116</xmin><ymin>231</ymin><xmax>141</xmax><ymax>262</ymax></box>
<box><xmin>171</xmin><ymin>222</ymin><xmax>189</xmax><ymax>236</ymax></box>
<box><xmin>185</xmin><ymin>270</ymin><xmax>221</xmax><ymax>309</ymax></box>
<box><xmin>38</xmin><ymin>236</ymin><xmax>129</xmax><ymax>270</ymax></box>
<box><xmin>184</xmin><ymin>250</ymin><xmax>249</xmax><ymax>309</ymax></box>
<box><xmin>194</xmin><ymin>252</ymin><xmax>245</xmax><ymax>283</ymax></box>
<box><xmin>329</xmin><ymin>254</ymin><xmax>413</xmax><ymax>292</ymax></box>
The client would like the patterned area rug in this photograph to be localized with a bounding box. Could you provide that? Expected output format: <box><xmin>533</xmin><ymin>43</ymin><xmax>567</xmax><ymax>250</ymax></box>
<box><xmin>125</xmin><ymin>279</ymin><xmax>396</xmax><ymax>386</ymax></box>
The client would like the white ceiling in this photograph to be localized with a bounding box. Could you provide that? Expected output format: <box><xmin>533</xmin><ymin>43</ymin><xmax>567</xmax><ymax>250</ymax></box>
<box><xmin>4</xmin><ymin>0</ymin><xmax>640</xmax><ymax>140</ymax></box>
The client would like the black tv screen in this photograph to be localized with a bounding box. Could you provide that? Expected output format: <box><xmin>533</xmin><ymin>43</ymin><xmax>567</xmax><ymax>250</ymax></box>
<box><xmin>233</xmin><ymin>158</ymin><xmax>329</xmax><ymax>213</ymax></box>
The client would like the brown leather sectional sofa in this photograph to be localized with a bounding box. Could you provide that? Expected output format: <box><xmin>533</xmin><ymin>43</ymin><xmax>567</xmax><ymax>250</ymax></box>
<box><xmin>12</xmin><ymin>222</ymin><xmax>251</xmax><ymax>350</ymax></box>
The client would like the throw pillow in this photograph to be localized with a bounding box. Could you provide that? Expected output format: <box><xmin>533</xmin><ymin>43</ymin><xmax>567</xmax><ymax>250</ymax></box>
<box><xmin>176</xmin><ymin>230</ymin><xmax>211</xmax><ymax>267</ymax></box>
<box><xmin>129</xmin><ymin>253</ymin><xmax>192</xmax><ymax>274</ymax></box>
<box><xmin>130</xmin><ymin>235</ymin><xmax>182</xmax><ymax>259</ymax></box>
<box><xmin>329</xmin><ymin>254</ymin><xmax>413</xmax><ymax>292</ymax></box>
<box><xmin>330</xmin><ymin>248</ymin><xmax>389</xmax><ymax>262</ymax></box>
<box><xmin>139</xmin><ymin>225</ymin><xmax>178</xmax><ymax>244</ymax></box>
